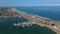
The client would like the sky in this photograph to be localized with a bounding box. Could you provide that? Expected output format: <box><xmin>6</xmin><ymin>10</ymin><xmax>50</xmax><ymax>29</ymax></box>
<box><xmin>0</xmin><ymin>0</ymin><xmax>60</xmax><ymax>6</ymax></box>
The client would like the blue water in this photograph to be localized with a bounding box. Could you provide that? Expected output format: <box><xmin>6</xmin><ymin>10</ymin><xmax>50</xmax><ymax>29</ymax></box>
<box><xmin>0</xmin><ymin>17</ymin><xmax>56</xmax><ymax>34</ymax></box>
<box><xmin>0</xmin><ymin>24</ymin><xmax>56</xmax><ymax>34</ymax></box>
<box><xmin>15</xmin><ymin>6</ymin><xmax>60</xmax><ymax>21</ymax></box>
<box><xmin>0</xmin><ymin>6</ymin><xmax>59</xmax><ymax>34</ymax></box>
<box><xmin>0</xmin><ymin>17</ymin><xmax>28</xmax><ymax>26</ymax></box>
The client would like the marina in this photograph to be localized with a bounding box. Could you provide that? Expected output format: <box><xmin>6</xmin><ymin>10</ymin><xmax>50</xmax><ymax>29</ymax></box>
<box><xmin>0</xmin><ymin>8</ymin><xmax>60</xmax><ymax>34</ymax></box>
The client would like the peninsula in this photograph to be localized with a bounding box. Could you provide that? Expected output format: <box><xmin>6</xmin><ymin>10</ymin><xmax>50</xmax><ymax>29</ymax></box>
<box><xmin>0</xmin><ymin>8</ymin><xmax>60</xmax><ymax>34</ymax></box>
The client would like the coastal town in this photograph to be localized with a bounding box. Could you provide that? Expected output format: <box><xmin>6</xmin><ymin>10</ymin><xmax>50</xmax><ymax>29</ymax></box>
<box><xmin>0</xmin><ymin>8</ymin><xmax>60</xmax><ymax>34</ymax></box>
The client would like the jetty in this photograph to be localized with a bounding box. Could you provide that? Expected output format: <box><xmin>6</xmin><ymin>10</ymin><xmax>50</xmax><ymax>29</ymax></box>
<box><xmin>0</xmin><ymin>8</ymin><xmax>60</xmax><ymax>34</ymax></box>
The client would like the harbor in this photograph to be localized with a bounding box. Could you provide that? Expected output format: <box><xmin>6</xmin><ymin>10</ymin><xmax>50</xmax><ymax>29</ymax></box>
<box><xmin>0</xmin><ymin>8</ymin><xmax>60</xmax><ymax>34</ymax></box>
<box><xmin>13</xmin><ymin>8</ymin><xmax>60</xmax><ymax>34</ymax></box>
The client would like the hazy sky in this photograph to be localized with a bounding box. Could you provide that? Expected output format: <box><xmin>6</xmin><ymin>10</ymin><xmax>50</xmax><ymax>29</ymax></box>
<box><xmin>0</xmin><ymin>0</ymin><xmax>60</xmax><ymax>6</ymax></box>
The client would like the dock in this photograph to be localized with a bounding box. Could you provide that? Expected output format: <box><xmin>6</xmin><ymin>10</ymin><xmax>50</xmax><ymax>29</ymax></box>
<box><xmin>0</xmin><ymin>8</ymin><xmax>60</xmax><ymax>34</ymax></box>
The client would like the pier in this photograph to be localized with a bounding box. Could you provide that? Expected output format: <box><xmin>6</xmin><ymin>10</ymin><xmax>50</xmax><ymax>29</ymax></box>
<box><xmin>0</xmin><ymin>8</ymin><xmax>60</xmax><ymax>34</ymax></box>
<box><xmin>13</xmin><ymin>21</ymin><xmax>44</xmax><ymax>27</ymax></box>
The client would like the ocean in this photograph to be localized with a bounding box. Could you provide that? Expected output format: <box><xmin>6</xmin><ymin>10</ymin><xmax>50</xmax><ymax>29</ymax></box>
<box><xmin>0</xmin><ymin>17</ymin><xmax>56</xmax><ymax>34</ymax></box>
<box><xmin>15</xmin><ymin>6</ymin><xmax>60</xmax><ymax>21</ymax></box>
<box><xmin>0</xmin><ymin>6</ymin><xmax>60</xmax><ymax>34</ymax></box>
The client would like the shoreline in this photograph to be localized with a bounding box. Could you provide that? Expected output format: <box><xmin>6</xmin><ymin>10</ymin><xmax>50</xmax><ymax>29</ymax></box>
<box><xmin>15</xmin><ymin>8</ymin><xmax>60</xmax><ymax>23</ymax></box>
<box><xmin>0</xmin><ymin>8</ymin><xmax>60</xmax><ymax>34</ymax></box>
<box><xmin>14</xmin><ymin>8</ymin><xmax>60</xmax><ymax>34</ymax></box>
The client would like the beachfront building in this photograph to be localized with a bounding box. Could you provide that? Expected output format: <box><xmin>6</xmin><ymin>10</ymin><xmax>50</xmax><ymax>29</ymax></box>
<box><xmin>56</xmin><ymin>25</ymin><xmax>60</xmax><ymax>31</ymax></box>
